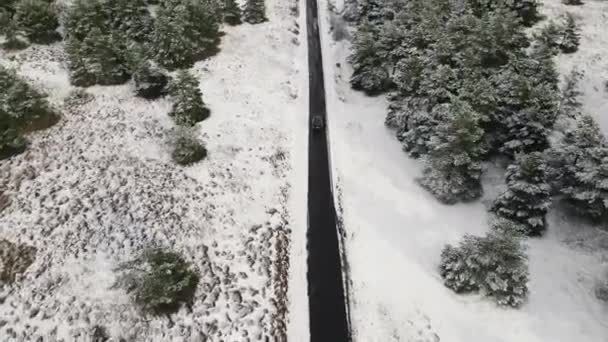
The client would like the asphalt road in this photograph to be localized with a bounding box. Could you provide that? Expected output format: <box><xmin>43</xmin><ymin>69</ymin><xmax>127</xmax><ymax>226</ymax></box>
<box><xmin>305</xmin><ymin>0</ymin><xmax>351</xmax><ymax>341</ymax></box>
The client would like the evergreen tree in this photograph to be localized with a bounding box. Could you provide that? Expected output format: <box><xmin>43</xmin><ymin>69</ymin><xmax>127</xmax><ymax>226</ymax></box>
<box><xmin>223</xmin><ymin>0</ymin><xmax>241</xmax><ymax>25</ymax></box>
<box><xmin>399</xmin><ymin>102</ymin><xmax>443</xmax><ymax>159</ymax></box>
<box><xmin>534</xmin><ymin>21</ymin><xmax>562</xmax><ymax>55</ymax></box>
<box><xmin>152</xmin><ymin>0</ymin><xmax>220</xmax><ymax>70</ymax></box>
<box><xmin>64</xmin><ymin>0</ymin><xmax>108</xmax><ymax>41</ymax></box>
<box><xmin>243</xmin><ymin>0</ymin><xmax>266</xmax><ymax>24</ymax></box>
<box><xmin>418</xmin><ymin>98</ymin><xmax>484</xmax><ymax>204</ymax></box>
<box><xmin>349</xmin><ymin>20</ymin><xmax>391</xmax><ymax>94</ymax></box>
<box><xmin>560</xmin><ymin>13</ymin><xmax>580</xmax><ymax>54</ymax></box>
<box><xmin>13</xmin><ymin>0</ymin><xmax>59</xmax><ymax>44</ymax></box>
<box><xmin>548</xmin><ymin>116</ymin><xmax>608</xmax><ymax>221</ymax></box>
<box><xmin>2</xmin><ymin>19</ymin><xmax>28</xmax><ymax>50</ymax></box>
<box><xmin>439</xmin><ymin>231</ymin><xmax>529</xmax><ymax>307</ymax></box>
<box><xmin>510</xmin><ymin>0</ymin><xmax>541</xmax><ymax>27</ymax></box>
<box><xmin>491</xmin><ymin>152</ymin><xmax>551</xmax><ymax>236</ymax></box>
<box><xmin>133</xmin><ymin>60</ymin><xmax>169</xmax><ymax>99</ymax></box>
<box><xmin>106</xmin><ymin>0</ymin><xmax>153</xmax><ymax>42</ymax></box>
<box><xmin>65</xmin><ymin>28</ymin><xmax>130</xmax><ymax>87</ymax></box>
<box><xmin>559</xmin><ymin>68</ymin><xmax>583</xmax><ymax>119</ymax></box>
<box><xmin>169</xmin><ymin>71</ymin><xmax>210</xmax><ymax>126</ymax></box>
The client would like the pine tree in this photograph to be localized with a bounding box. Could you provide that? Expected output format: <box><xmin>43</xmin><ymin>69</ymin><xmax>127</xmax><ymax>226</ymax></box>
<box><xmin>510</xmin><ymin>0</ymin><xmax>541</xmax><ymax>27</ymax></box>
<box><xmin>418</xmin><ymin>98</ymin><xmax>484</xmax><ymax>204</ymax></box>
<box><xmin>66</xmin><ymin>28</ymin><xmax>130</xmax><ymax>87</ymax></box>
<box><xmin>560</xmin><ymin>13</ymin><xmax>580</xmax><ymax>54</ymax></box>
<box><xmin>133</xmin><ymin>60</ymin><xmax>169</xmax><ymax>99</ymax></box>
<box><xmin>13</xmin><ymin>0</ymin><xmax>59</xmax><ymax>44</ymax></box>
<box><xmin>223</xmin><ymin>0</ymin><xmax>241</xmax><ymax>25</ymax></box>
<box><xmin>549</xmin><ymin>116</ymin><xmax>608</xmax><ymax>221</ymax></box>
<box><xmin>491</xmin><ymin>152</ymin><xmax>551</xmax><ymax>236</ymax></box>
<box><xmin>152</xmin><ymin>0</ymin><xmax>220</xmax><ymax>70</ymax></box>
<box><xmin>559</xmin><ymin>68</ymin><xmax>583</xmax><ymax>119</ymax></box>
<box><xmin>399</xmin><ymin>102</ymin><xmax>443</xmax><ymax>159</ymax></box>
<box><xmin>243</xmin><ymin>0</ymin><xmax>267</xmax><ymax>24</ymax></box>
<box><xmin>2</xmin><ymin>19</ymin><xmax>28</xmax><ymax>50</ymax></box>
<box><xmin>439</xmin><ymin>231</ymin><xmax>529</xmax><ymax>307</ymax></box>
<box><xmin>348</xmin><ymin>20</ymin><xmax>391</xmax><ymax>94</ymax></box>
<box><xmin>106</xmin><ymin>0</ymin><xmax>153</xmax><ymax>42</ymax></box>
<box><xmin>64</xmin><ymin>0</ymin><xmax>108</xmax><ymax>41</ymax></box>
<box><xmin>169</xmin><ymin>71</ymin><xmax>210</xmax><ymax>126</ymax></box>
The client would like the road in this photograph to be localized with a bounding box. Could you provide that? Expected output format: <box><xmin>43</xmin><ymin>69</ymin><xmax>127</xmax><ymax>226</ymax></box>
<box><xmin>305</xmin><ymin>0</ymin><xmax>351</xmax><ymax>340</ymax></box>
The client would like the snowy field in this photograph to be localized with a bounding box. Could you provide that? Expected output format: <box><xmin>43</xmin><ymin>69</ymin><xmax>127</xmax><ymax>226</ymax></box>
<box><xmin>320</xmin><ymin>0</ymin><xmax>608</xmax><ymax>341</ymax></box>
<box><xmin>0</xmin><ymin>0</ymin><xmax>308</xmax><ymax>340</ymax></box>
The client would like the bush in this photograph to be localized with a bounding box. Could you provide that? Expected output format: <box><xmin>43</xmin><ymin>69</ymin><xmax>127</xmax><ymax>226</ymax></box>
<box><xmin>116</xmin><ymin>249</ymin><xmax>200</xmax><ymax>316</ymax></box>
<box><xmin>439</xmin><ymin>231</ymin><xmax>529</xmax><ymax>307</ymax></box>
<box><xmin>170</xmin><ymin>128</ymin><xmax>207</xmax><ymax>165</ymax></box>
<box><xmin>169</xmin><ymin>71</ymin><xmax>210</xmax><ymax>126</ymax></box>
<box><xmin>133</xmin><ymin>61</ymin><xmax>169</xmax><ymax>99</ymax></box>
<box><xmin>13</xmin><ymin>0</ymin><xmax>59</xmax><ymax>44</ymax></box>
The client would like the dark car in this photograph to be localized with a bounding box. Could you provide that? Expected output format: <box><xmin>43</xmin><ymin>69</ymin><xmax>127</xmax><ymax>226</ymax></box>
<box><xmin>311</xmin><ymin>115</ymin><xmax>324</xmax><ymax>132</ymax></box>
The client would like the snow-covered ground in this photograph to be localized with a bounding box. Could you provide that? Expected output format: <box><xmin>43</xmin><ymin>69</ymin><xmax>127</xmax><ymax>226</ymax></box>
<box><xmin>0</xmin><ymin>0</ymin><xmax>309</xmax><ymax>340</ymax></box>
<box><xmin>319</xmin><ymin>0</ymin><xmax>608</xmax><ymax>341</ymax></box>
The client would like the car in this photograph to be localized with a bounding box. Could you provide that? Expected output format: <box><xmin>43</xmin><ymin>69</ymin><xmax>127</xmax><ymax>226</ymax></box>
<box><xmin>311</xmin><ymin>115</ymin><xmax>324</xmax><ymax>132</ymax></box>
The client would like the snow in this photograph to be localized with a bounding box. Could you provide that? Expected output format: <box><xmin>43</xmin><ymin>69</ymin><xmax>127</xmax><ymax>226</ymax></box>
<box><xmin>0</xmin><ymin>0</ymin><xmax>308</xmax><ymax>340</ymax></box>
<box><xmin>319</xmin><ymin>0</ymin><xmax>608</xmax><ymax>341</ymax></box>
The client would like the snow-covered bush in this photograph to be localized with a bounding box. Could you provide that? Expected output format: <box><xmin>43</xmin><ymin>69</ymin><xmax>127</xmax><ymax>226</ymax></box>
<box><xmin>439</xmin><ymin>231</ymin><xmax>529</xmax><ymax>307</ymax></box>
<box><xmin>13</xmin><ymin>0</ymin><xmax>59</xmax><ymax>44</ymax></box>
<box><xmin>559</xmin><ymin>13</ymin><xmax>580</xmax><ymax>54</ymax></box>
<box><xmin>133</xmin><ymin>61</ymin><xmax>169</xmax><ymax>99</ymax></box>
<box><xmin>418</xmin><ymin>98</ymin><xmax>484</xmax><ymax>204</ymax></box>
<box><xmin>170</xmin><ymin>128</ymin><xmax>207</xmax><ymax>165</ymax></box>
<box><xmin>169</xmin><ymin>71</ymin><xmax>210</xmax><ymax>126</ymax></box>
<box><xmin>115</xmin><ymin>249</ymin><xmax>200</xmax><ymax>316</ymax></box>
<box><xmin>152</xmin><ymin>0</ymin><xmax>220</xmax><ymax>70</ymax></box>
<box><xmin>223</xmin><ymin>0</ymin><xmax>242</xmax><ymax>25</ymax></box>
<box><xmin>0</xmin><ymin>127</ymin><xmax>27</xmax><ymax>160</ymax></box>
<box><xmin>562</xmin><ymin>0</ymin><xmax>583</xmax><ymax>6</ymax></box>
<box><xmin>243</xmin><ymin>0</ymin><xmax>266</xmax><ymax>24</ymax></box>
<box><xmin>596</xmin><ymin>278</ymin><xmax>608</xmax><ymax>302</ymax></box>
<box><xmin>106</xmin><ymin>0</ymin><xmax>153</xmax><ymax>42</ymax></box>
<box><xmin>547</xmin><ymin>116</ymin><xmax>608</xmax><ymax>221</ymax></box>
<box><xmin>2</xmin><ymin>20</ymin><xmax>28</xmax><ymax>50</ymax></box>
<box><xmin>0</xmin><ymin>239</ymin><xmax>37</xmax><ymax>285</ymax></box>
<box><xmin>491</xmin><ymin>152</ymin><xmax>551</xmax><ymax>236</ymax></box>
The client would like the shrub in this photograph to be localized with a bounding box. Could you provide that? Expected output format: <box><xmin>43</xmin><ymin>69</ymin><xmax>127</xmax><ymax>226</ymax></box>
<box><xmin>169</xmin><ymin>71</ymin><xmax>210</xmax><ymax>126</ymax></box>
<box><xmin>133</xmin><ymin>61</ymin><xmax>169</xmax><ymax>99</ymax></box>
<box><xmin>439</xmin><ymin>231</ymin><xmax>529</xmax><ymax>307</ymax></box>
<box><xmin>116</xmin><ymin>249</ymin><xmax>200</xmax><ymax>316</ymax></box>
<box><xmin>13</xmin><ymin>0</ymin><xmax>60</xmax><ymax>44</ymax></box>
<box><xmin>243</xmin><ymin>0</ymin><xmax>267</xmax><ymax>24</ymax></box>
<box><xmin>170</xmin><ymin>128</ymin><xmax>207</xmax><ymax>165</ymax></box>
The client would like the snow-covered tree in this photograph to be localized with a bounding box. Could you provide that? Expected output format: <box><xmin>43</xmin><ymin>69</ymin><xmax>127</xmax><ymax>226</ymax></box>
<box><xmin>169</xmin><ymin>71</ymin><xmax>210</xmax><ymax>126</ymax></box>
<box><xmin>2</xmin><ymin>19</ymin><xmax>28</xmax><ymax>50</ymax></box>
<box><xmin>510</xmin><ymin>0</ymin><xmax>541</xmax><ymax>27</ymax></box>
<box><xmin>170</xmin><ymin>127</ymin><xmax>207</xmax><ymax>165</ymax></box>
<box><xmin>106</xmin><ymin>0</ymin><xmax>153</xmax><ymax>42</ymax></box>
<box><xmin>491</xmin><ymin>152</ymin><xmax>551</xmax><ymax>236</ymax></box>
<box><xmin>349</xmin><ymin>20</ymin><xmax>391</xmax><ymax>94</ymax></box>
<box><xmin>548</xmin><ymin>116</ymin><xmax>608</xmax><ymax>221</ymax></box>
<box><xmin>534</xmin><ymin>21</ymin><xmax>562</xmax><ymax>55</ymax></box>
<box><xmin>65</xmin><ymin>28</ymin><xmax>130</xmax><ymax>87</ymax></box>
<box><xmin>64</xmin><ymin>0</ymin><xmax>108</xmax><ymax>41</ymax></box>
<box><xmin>133</xmin><ymin>61</ymin><xmax>169</xmax><ymax>99</ymax></box>
<box><xmin>559</xmin><ymin>68</ymin><xmax>583</xmax><ymax>119</ymax></box>
<box><xmin>13</xmin><ymin>0</ymin><xmax>59</xmax><ymax>43</ymax></box>
<box><xmin>439</xmin><ymin>231</ymin><xmax>529</xmax><ymax>307</ymax></box>
<box><xmin>418</xmin><ymin>98</ymin><xmax>484</xmax><ymax>204</ymax></box>
<box><xmin>560</xmin><ymin>13</ymin><xmax>580</xmax><ymax>54</ymax></box>
<box><xmin>0</xmin><ymin>66</ymin><xmax>56</xmax><ymax>158</ymax></box>
<box><xmin>152</xmin><ymin>0</ymin><xmax>220</xmax><ymax>70</ymax></box>
<box><xmin>223</xmin><ymin>0</ymin><xmax>241</xmax><ymax>25</ymax></box>
<box><xmin>398</xmin><ymin>101</ymin><xmax>442</xmax><ymax>159</ymax></box>
<box><xmin>243</xmin><ymin>0</ymin><xmax>266</xmax><ymax>24</ymax></box>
